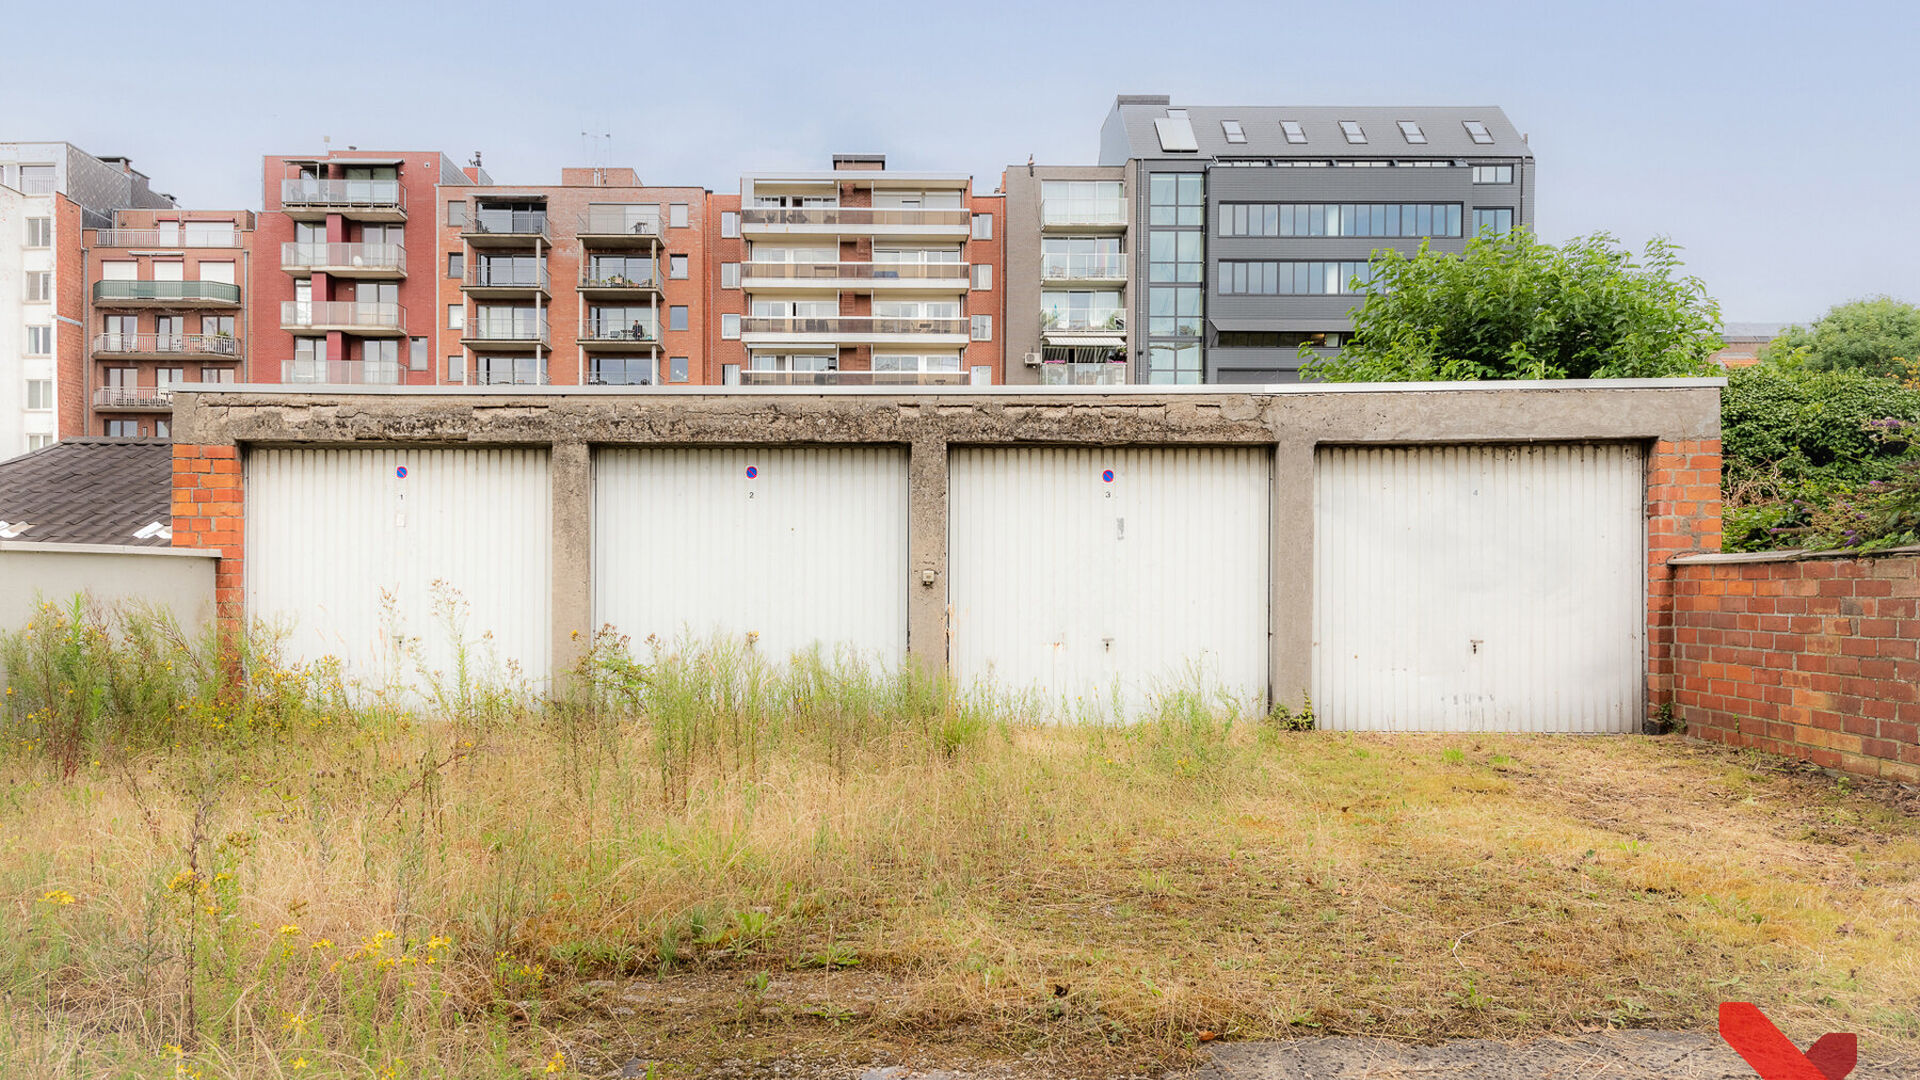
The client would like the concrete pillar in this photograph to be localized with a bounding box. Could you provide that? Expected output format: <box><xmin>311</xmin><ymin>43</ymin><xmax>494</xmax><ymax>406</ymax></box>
<box><xmin>549</xmin><ymin>440</ymin><xmax>593</xmax><ymax>683</ymax></box>
<box><xmin>906</xmin><ymin>434</ymin><xmax>949</xmax><ymax>671</ymax></box>
<box><xmin>1270</xmin><ymin>436</ymin><xmax>1316</xmax><ymax>710</ymax></box>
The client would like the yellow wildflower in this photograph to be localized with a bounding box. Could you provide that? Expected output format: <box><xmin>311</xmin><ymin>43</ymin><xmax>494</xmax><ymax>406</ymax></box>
<box><xmin>311</xmin><ymin>938</ymin><xmax>334</xmax><ymax>950</ymax></box>
<box><xmin>544</xmin><ymin>1050</ymin><xmax>565</xmax><ymax>1074</ymax></box>
<box><xmin>40</xmin><ymin>889</ymin><xmax>76</xmax><ymax>906</ymax></box>
<box><xmin>282</xmin><ymin>1011</ymin><xmax>310</xmax><ymax>1033</ymax></box>
<box><xmin>278</xmin><ymin>924</ymin><xmax>301</xmax><ymax>937</ymax></box>
<box><xmin>292</xmin><ymin>1057</ymin><xmax>309</xmax><ymax>1071</ymax></box>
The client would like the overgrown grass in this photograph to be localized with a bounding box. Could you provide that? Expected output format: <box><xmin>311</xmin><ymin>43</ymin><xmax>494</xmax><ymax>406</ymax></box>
<box><xmin>4</xmin><ymin>601</ymin><xmax>1919</xmax><ymax>1078</ymax></box>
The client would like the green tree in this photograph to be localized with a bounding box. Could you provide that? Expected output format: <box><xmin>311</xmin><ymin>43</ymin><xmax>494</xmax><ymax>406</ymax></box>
<box><xmin>1307</xmin><ymin>230</ymin><xmax>1723</xmax><ymax>382</ymax></box>
<box><xmin>1761</xmin><ymin>296</ymin><xmax>1920</xmax><ymax>378</ymax></box>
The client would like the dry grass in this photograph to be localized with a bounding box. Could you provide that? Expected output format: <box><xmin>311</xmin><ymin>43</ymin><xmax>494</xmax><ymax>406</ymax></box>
<box><xmin>3</xmin><ymin>618</ymin><xmax>1919</xmax><ymax>1078</ymax></box>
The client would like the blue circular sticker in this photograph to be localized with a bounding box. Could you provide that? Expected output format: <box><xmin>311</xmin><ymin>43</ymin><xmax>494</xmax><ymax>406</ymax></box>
<box><xmin>396</xmin><ymin>466</ymin><xmax>408</xmax><ymax>479</ymax></box>
<box><xmin>1101</xmin><ymin>469</ymin><xmax>1115</xmax><ymax>483</ymax></box>
<box><xmin>745</xmin><ymin>466</ymin><xmax>758</xmax><ymax>479</ymax></box>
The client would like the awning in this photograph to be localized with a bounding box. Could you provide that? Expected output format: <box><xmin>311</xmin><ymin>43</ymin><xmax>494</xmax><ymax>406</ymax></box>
<box><xmin>1042</xmin><ymin>331</ymin><xmax>1126</xmax><ymax>348</ymax></box>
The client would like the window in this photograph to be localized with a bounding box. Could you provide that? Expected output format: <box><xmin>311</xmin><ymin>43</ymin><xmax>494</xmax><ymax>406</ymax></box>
<box><xmin>720</xmin><ymin>262</ymin><xmax>740</xmax><ymax>289</ymax></box>
<box><xmin>589</xmin><ymin>357</ymin><xmax>652</xmax><ymax>386</ymax></box>
<box><xmin>1463</xmin><ymin>120</ymin><xmax>1495</xmax><ymax>145</ymax></box>
<box><xmin>669</xmin><ymin>203</ymin><xmax>689</xmax><ymax>229</ymax></box>
<box><xmin>447</xmin><ymin>355</ymin><xmax>465</xmax><ymax>383</ymax></box>
<box><xmin>198</xmin><ymin>261</ymin><xmax>235</xmax><ymax>285</ymax></box>
<box><xmin>154</xmin><ymin>420</ymin><xmax>171</xmax><ymax>439</ymax></box>
<box><xmin>1042</xmin><ymin>236</ymin><xmax>1124</xmax><ymax>280</ymax></box>
<box><xmin>106</xmin><ymin>420</ymin><xmax>139</xmax><ymax>438</ymax></box>
<box><xmin>1219</xmin><ymin>202</ymin><xmax>1463</xmax><ymax>238</ymax></box>
<box><xmin>19</xmin><ymin>165</ymin><xmax>54</xmax><ymax>195</ymax></box>
<box><xmin>1146</xmin><ymin>344</ymin><xmax>1202</xmax><ymax>385</ymax></box>
<box><xmin>409</xmin><ymin>337</ymin><xmax>428</xmax><ymax>371</ymax></box>
<box><xmin>447</xmin><ymin>305</ymin><xmax>465</xmax><ymax>330</ymax></box>
<box><xmin>1041</xmin><ymin>291</ymin><xmax>1122</xmax><ymax>330</ymax></box>
<box><xmin>155</xmin><ymin>367</ymin><xmax>187</xmax><ymax>392</ymax></box>
<box><xmin>1221</xmin><ymin>120</ymin><xmax>1247</xmax><ymax>144</ymax></box>
<box><xmin>1397</xmin><ymin>120</ymin><xmax>1427</xmax><ymax>144</ymax></box>
<box><xmin>1280</xmin><ymin>120</ymin><xmax>1307</xmax><ymax>144</ymax></box>
<box><xmin>971</xmin><ymin>314</ymin><xmax>992</xmax><ymax>341</ymax></box>
<box><xmin>25</xmin><ymin>217</ymin><xmax>51</xmax><ymax>247</ymax></box>
<box><xmin>474</xmin><ymin>356</ymin><xmax>546</xmax><ymax>385</ymax></box>
<box><xmin>670</xmin><ymin>254</ymin><xmax>688</xmax><ymax>279</ymax></box>
<box><xmin>721</xmin><ymin>313</ymin><xmax>741</xmax><ymax>339</ymax></box>
<box><xmin>446</xmin><ymin>200</ymin><xmax>467</xmax><ymax>227</ymax></box>
<box><xmin>1148</xmin><ymin>287</ymin><xmax>1201</xmax><ymax>337</ymax></box>
<box><xmin>1148</xmin><ymin>231</ymin><xmax>1203</xmax><ymax>282</ymax></box>
<box><xmin>1148</xmin><ymin>173</ymin><xmax>1204</xmax><ymax>226</ymax></box>
<box><xmin>1473</xmin><ymin>208</ymin><xmax>1515</xmax><ymax>235</ymax></box>
<box><xmin>1339</xmin><ymin>121</ymin><xmax>1367</xmax><ymax>144</ymax></box>
<box><xmin>25</xmin><ymin>272</ymin><xmax>51</xmax><ymax>301</ymax></box>
<box><xmin>1218</xmin><ymin>260</ymin><xmax>1376</xmax><ymax>295</ymax></box>
<box><xmin>1472</xmin><ymin>165</ymin><xmax>1514</xmax><ymax>184</ymax></box>
<box><xmin>721</xmin><ymin>211</ymin><xmax>739</xmax><ymax>238</ymax></box>
<box><xmin>1216</xmin><ymin>331</ymin><xmax>1340</xmax><ymax>349</ymax></box>
<box><xmin>25</xmin><ymin>380</ymin><xmax>52</xmax><ymax>410</ymax></box>
<box><xmin>448</xmin><ymin>252</ymin><xmax>464</xmax><ymax>278</ymax></box>
<box><xmin>971</xmin><ymin>264</ymin><xmax>992</xmax><ymax>290</ymax></box>
<box><xmin>25</xmin><ymin>326</ymin><xmax>51</xmax><ymax>355</ymax></box>
<box><xmin>201</xmin><ymin>366</ymin><xmax>236</xmax><ymax>383</ymax></box>
<box><xmin>667</xmin><ymin>356</ymin><xmax>689</xmax><ymax>383</ymax></box>
<box><xmin>27</xmin><ymin>433</ymin><xmax>52</xmax><ymax>451</ymax></box>
<box><xmin>101</xmin><ymin>261</ymin><xmax>136</xmax><ymax>281</ymax></box>
<box><xmin>669</xmin><ymin>305</ymin><xmax>688</xmax><ymax>332</ymax></box>
<box><xmin>971</xmin><ymin>214</ymin><xmax>993</xmax><ymax>240</ymax></box>
<box><xmin>1040</xmin><ymin>180</ymin><xmax>1125</xmax><ymax>225</ymax></box>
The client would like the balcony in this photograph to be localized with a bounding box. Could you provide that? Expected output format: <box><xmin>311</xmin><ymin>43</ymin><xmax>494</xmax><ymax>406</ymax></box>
<box><xmin>578</xmin><ymin>269</ymin><xmax>663</xmax><ymax>298</ymax></box>
<box><xmin>461</xmin><ymin>209</ymin><xmax>550</xmax><ymax>248</ymax></box>
<box><xmin>739</xmin><ymin>315</ymin><xmax>971</xmax><ymax>346</ymax></box>
<box><xmin>93</xmin><ymin>280</ymin><xmax>242</xmax><ymax>308</ymax></box>
<box><xmin>281</xmin><ymin>242</ymin><xmax>407</xmax><ymax>279</ymax></box>
<box><xmin>739</xmin><ymin>261</ymin><xmax>970</xmax><ymax>291</ymax></box>
<box><xmin>280</xmin><ymin>179</ymin><xmax>406</xmax><ymax>222</ymax></box>
<box><xmin>1040</xmin><ymin>254</ymin><xmax>1127</xmax><ymax>283</ymax></box>
<box><xmin>92</xmin><ymin>386</ymin><xmax>174</xmax><ymax>411</ymax></box>
<box><xmin>737</xmin><ymin>369</ymin><xmax>971</xmax><ymax>387</ymax></box>
<box><xmin>1041</xmin><ymin>201</ymin><xmax>1128</xmax><ymax>230</ymax></box>
<box><xmin>281</xmin><ymin>301</ymin><xmax>406</xmax><ymax>336</ymax></box>
<box><xmin>92</xmin><ymin>333</ymin><xmax>241</xmax><ymax>361</ymax></box>
<box><xmin>280</xmin><ymin>359</ymin><xmax>403</xmax><ymax>386</ymax></box>
<box><xmin>93</xmin><ymin>227</ymin><xmax>242</xmax><ymax>248</ymax></box>
<box><xmin>459</xmin><ymin>313</ymin><xmax>550</xmax><ymax>348</ymax></box>
<box><xmin>578</xmin><ymin>324</ymin><xmax>663</xmax><ymax>353</ymax></box>
<box><xmin>738</xmin><ymin>206</ymin><xmax>971</xmax><ymax>241</ymax></box>
<box><xmin>575</xmin><ymin>208</ymin><xmax>664</xmax><ymax>248</ymax></box>
<box><xmin>1039</xmin><ymin>362</ymin><xmax>1129</xmax><ymax>386</ymax></box>
<box><xmin>463</xmin><ymin>263</ymin><xmax>551</xmax><ymax>299</ymax></box>
<box><xmin>1041</xmin><ymin>309</ymin><xmax>1126</xmax><ymax>347</ymax></box>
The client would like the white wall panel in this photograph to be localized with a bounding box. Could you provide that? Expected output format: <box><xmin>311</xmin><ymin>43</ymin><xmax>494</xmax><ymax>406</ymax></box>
<box><xmin>949</xmin><ymin>447</ymin><xmax>1270</xmax><ymax>718</ymax></box>
<box><xmin>1313</xmin><ymin>443</ymin><xmax>1645</xmax><ymax>733</ymax></box>
<box><xmin>594</xmin><ymin>447</ymin><xmax>908</xmax><ymax>664</ymax></box>
<box><xmin>247</xmin><ymin>448</ymin><xmax>553</xmax><ymax>691</ymax></box>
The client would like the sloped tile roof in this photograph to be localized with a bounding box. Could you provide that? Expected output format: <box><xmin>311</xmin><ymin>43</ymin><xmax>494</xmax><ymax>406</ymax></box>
<box><xmin>0</xmin><ymin>438</ymin><xmax>174</xmax><ymax>546</ymax></box>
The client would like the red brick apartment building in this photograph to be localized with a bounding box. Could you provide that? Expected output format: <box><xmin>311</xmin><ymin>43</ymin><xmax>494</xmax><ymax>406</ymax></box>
<box><xmin>83</xmin><ymin>209</ymin><xmax>254</xmax><ymax>437</ymax></box>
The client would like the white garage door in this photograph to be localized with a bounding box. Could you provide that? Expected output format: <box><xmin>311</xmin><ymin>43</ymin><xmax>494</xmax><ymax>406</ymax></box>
<box><xmin>594</xmin><ymin>448</ymin><xmax>908</xmax><ymax>664</ymax></box>
<box><xmin>949</xmin><ymin>447</ymin><xmax>1270</xmax><ymax>718</ymax></box>
<box><xmin>247</xmin><ymin>448</ymin><xmax>553</xmax><ymax>691</ymax></box>
<box><xmin>1313</xmin><ymin>443</ymin><xmax>1645</xmax><ymax>733</ymax></box>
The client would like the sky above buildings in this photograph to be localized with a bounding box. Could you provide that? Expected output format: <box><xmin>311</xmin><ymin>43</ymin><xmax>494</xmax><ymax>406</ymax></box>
<box><xmin>10</xmin><ymin>0</ymin><xmax>1914</xmax><ymax>323</ymax></box>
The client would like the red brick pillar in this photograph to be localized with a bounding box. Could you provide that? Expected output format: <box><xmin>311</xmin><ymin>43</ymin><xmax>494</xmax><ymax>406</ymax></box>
<box><xmin>1646</xmin><ymin>437</ymin><xmax>1724</xmax><ymax>715</ymax></box>
<box><xmin>171</xmin><ymin>444</ymin><xmax>245</xmax><ymax>630</ymax></box>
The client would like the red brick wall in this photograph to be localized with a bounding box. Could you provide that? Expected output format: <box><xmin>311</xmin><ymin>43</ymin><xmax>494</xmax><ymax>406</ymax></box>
<box><xmin>1672</xmin><ymin>551</ymin><xmax>1920</xmax><ymax>783</ymax></box>
<box><xmin>54</xmin><ymin>196</ymin><xmax>86</xmax><ymax>438</ymax></box>
<box><xmin>1646</xmin><ymin>437</ymin><xmax>1724</xmax><ymax>713</ymax></box>
<box><xmin>170</xmin><ymin>444</ymin><xmax>244</xmax><ymax>623</ymax></box>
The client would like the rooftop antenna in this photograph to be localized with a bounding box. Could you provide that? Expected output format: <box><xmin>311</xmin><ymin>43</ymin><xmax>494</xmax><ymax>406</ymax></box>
<box><xmin>581</xmin><ymin>130</ymin><xmax>613</xmax><ymax>183</ymax></box>
<box><xmin>470</xmin><ymin>150</ymin><xmax>483</xmax><ymax>169</ymax></box>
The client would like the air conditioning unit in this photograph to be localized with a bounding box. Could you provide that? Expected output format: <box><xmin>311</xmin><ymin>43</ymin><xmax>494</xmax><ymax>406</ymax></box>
<box><xmin>1022</xmin><ymin>351</ymin><xmax>1041</xmax><ymax>366</ymax></box>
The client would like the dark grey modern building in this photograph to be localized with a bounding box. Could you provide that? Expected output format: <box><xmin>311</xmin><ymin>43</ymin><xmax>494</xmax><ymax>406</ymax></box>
<box><xmin>1004</xmin><ymin>96</ymin><xmax>1534</xmax><ymax>385</ymax></box>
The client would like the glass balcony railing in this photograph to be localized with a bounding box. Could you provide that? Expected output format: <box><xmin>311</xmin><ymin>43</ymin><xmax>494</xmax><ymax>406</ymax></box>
<box><xmin>1041</xmin><ymin>255</ymin><xmax>1127</xmax><ymax>280</ymax></box>
<box><xmin>95</xmin><ymin>227</ymin><xmax>242</xmax><ymax>248</ymax></box>
<box><xmin>465</xmin><ymin>263</ymin><xmax>551</xmax><ymax>290</ymax></box>
<box><xmin>281</xmin><ymin>242</ymin><xmax>407</xmax><ymax>274</ymax></box>
<box><xmin>581</xmin><ymin>322</ymin><xmax>662</xmax><ymax>344</ymax></box>
<box><xmin>741</xmin><ymin>261</ymin><xmax>970</xmax><ymax>282</ymax></box>
<box><xmin>280</xmin><ymin>179</ymin><xmax>404</xmax><ymax>211</ymax></box>
<box><xmin>738</xmin><ymin>370</ymin><xmax>971</xmax><ymax>387</ymax></box>
<box><xmin>1041</xmin><ymin>309</ymin><xmax>1126</xmax><ymax>332</ymax></box>
<box><xmin>281</xmin><ymin>301</ymin><xmax>404</xmax><ymax>330</ymax></box>
<box><xmin>576</xmin><ymin>208</ymin><xmax>663</xmax><ymax>238</ymax></box>
<box><xmin>1041</xmin><ymin>201</ymin><xmax>1128</xmax><ymax>227</ymax></box>
<box><xmin>579</xmin><ymin>269</ymin><xmax>661</xmax><ymax>290</ymax></box>
<box><xmin>739</xmin><ymin>316</ymin><xmax>970</xmax><ymax>336</ymax></box>
<box><xmin>92</xmin><ymin>333</ymin><xmax>240</xmax><ymax>358</ymax></box>
<box><xmin>280</xmin><ymin>360</ymin><xmax>403</xmax><ymax>386</ymax></box>
<box><xmin>93</xmin><ymin>280</ymin><xmax>242</xmax><ymax>304</ymax></box>
<box><xmin>466</xmin><ymin>209</ymin><xmax>550</xmax><ymax>238</ymax></box>
<box><xmin>1039</xmin><ymin>362</ymin><xmax>1129</xmax><ymax>386</ymax></box>
<box><xmin>463</xmin><ymin>314</ymin><xmax>550</xmax><ymax>342</ymax></box>
<box><xmin>738</xmin><ymin>207</ymin><xmax>971</xmax><ymax>228</ymax></box>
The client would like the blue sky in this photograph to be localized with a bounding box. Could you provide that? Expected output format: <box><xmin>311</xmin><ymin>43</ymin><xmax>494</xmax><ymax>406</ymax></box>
<box><xmin>15</xmin><ymin>0</ymin><xmax>1916</xmax><ymax>322</ymax></box>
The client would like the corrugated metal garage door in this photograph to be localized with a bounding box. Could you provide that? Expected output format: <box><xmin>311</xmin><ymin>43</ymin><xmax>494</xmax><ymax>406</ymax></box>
<box><xmin>1313</xmin><ymin>443</ymin><xmax>1645</xmax><ymax>732</ymax></box>
<box><xmin>594</xmin><ymin>447</ymin><xmax>909</xmax><ymax>664</ymax></box>
<box><xmin>949</xmin><ymin>447</ymin><xmax>1270</xmax><ymax>718</ymax></box>
<box><xmin>247</xmin><ymin>448</ymin><xmax>553</xmax><ymax>690</ymax></box>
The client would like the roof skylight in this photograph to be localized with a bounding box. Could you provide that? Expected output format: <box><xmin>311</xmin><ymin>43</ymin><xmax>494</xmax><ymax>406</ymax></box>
<box><xmin>1221</xmin><ymin>120</ymin><xmax>1246</xmax><ymax>144</ymax></box>
<box><xmin>1398</xmin><ymin>121</ymin><xmax>1427</xmax><ymax>144</ymax></box>
<box><xmin>1463</xmin><ymin>120</ymin><xmax>1494</xmax><ymax>144</ymax></box>
<box><xmin>1280</xmin><ymin>121</ymin><xmax>1307</xmax><ymax>144</ymax></box>
<box><xmin>1339</xmin><ymin>121</ymin><xmax>1367</xmax><ymax>144</ymax></box>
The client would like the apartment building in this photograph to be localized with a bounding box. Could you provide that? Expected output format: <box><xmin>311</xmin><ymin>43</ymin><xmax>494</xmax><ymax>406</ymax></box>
<box><xmin>254</xmin><ymin>150</ymin><xmax>472</xmax><ymax>386</ymax></box>
<box><xmin>439</xmin><ymin>167</ymin><xmax>708</xmax><ymax>386</ymax></box>
<box><xmin>0</xmin><ymin>144</ymin><xmax>174</xmax><ymax>459</ymax></box>
<box><xmin>1006</xmin><ymin>96</ymin><xmax>1535</xmax><ymax>384</ymax></box>
<box><xmin>84</xmin><ymin>209</ymin><xmax>254</xmax><ymax>437</ymax></box>
<box><xmin>711</xmin><ymin>155</ymin><xmax>1004</xmax><ymax>386</ymax></box>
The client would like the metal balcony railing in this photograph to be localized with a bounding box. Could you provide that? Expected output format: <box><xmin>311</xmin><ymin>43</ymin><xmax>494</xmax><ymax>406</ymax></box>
<box><xmin>1040</xmin><ymin>255</ymin><xmax>1127</xmax><ymax>280</ymax></box>
<box><xmin>280</xmin><ymin>178</ymin><xmax>404</xmax><ymax>211</ymax></box>
<box><xmin>281</xmin><ymin>242</ymin><xmax>407</xmax><ymax>274</ymax></box>
<box><xmin>466</xmin><ymin>209</ymin><xmax>550</xmax><ymax>238</ymax></box>
<box><xmin>92</xmin><ymin>333</ymin><xmax>241</xmax><ymax>358</ymax></box>
<box><xmin>280</xmin><ymin>360</ymin><xmax>403</xmax><ymax>386</ymax></box>
<box><xmin>1039</xmin><ymin>362</ymin><xmax>1129</xmax><ymax>386</ymax></box>
<box><xmin>94</xmin><ymin>227</ymin><xmax>242</xmax><ymax>248</ymax></box>
<box><xmin>741</xmin><ymin>261</ymin><xmax>970</xmax><ymax>282</ymax></box>
<box><xmin>281</xmin><ymin>301</ymin><xmax>404</xmax><ymax>330</ymax></box>
<box><xmin>92</xmin><ymin>386</ymin><xmax>175</xmax><ymax>409</ymax></box>
<box><xmin>576</xmin><ymin>208</ymin><xmax>663</xmax><ymax>238</ymax></box>
<box><xmin>465</xmin><ymin>263</ymin><xmax>551</xmax><ymax>290</ymax></box>
<box><xmin>1041</xmin><ymin>201</ymin><xmax>1128</xmax><ymax>227</ymax></box>
<box><xmin>739</xmin><ymin>316</ymin><xmax>970</xmax><ymax>336</ymax></box>
<box><xmin>1041</xmin><ymin>309</ymin><xmax>1127</xmax><ymax>332</ymax></box>
<box><xmin>580</xmin><ymin>323</ymin><xmax>662</xmax><ymax>344</ymax></box>
<box><xmin>737</xmin><ymin>370</ymin><xmax>971</xmax><ymax>387</ymax></box>
<box><xmin>579</xmin><ymin>270</ymin><xmax>661</xmax><ymax>290</ymax></box>
<box><xmin>93</xmin><ymin>280</ymin><xmax>242</xmax><ymax>304</ymax></box>
<box><xmin>738</xmin><ymin>207</ymin><xmax>971</xmax><ymax>228</ymax></box>
<box><xmin>463</xmin><ymin>314</ymin><xmax>550</xmax><ymax>342</ymax></box>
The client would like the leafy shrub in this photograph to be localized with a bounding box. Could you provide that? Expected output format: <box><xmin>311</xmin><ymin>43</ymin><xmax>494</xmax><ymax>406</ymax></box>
<box><xmin>1763</xmin><ymin>296</ymin><xmax>1920</xmax><ymax>378</ymax></box>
